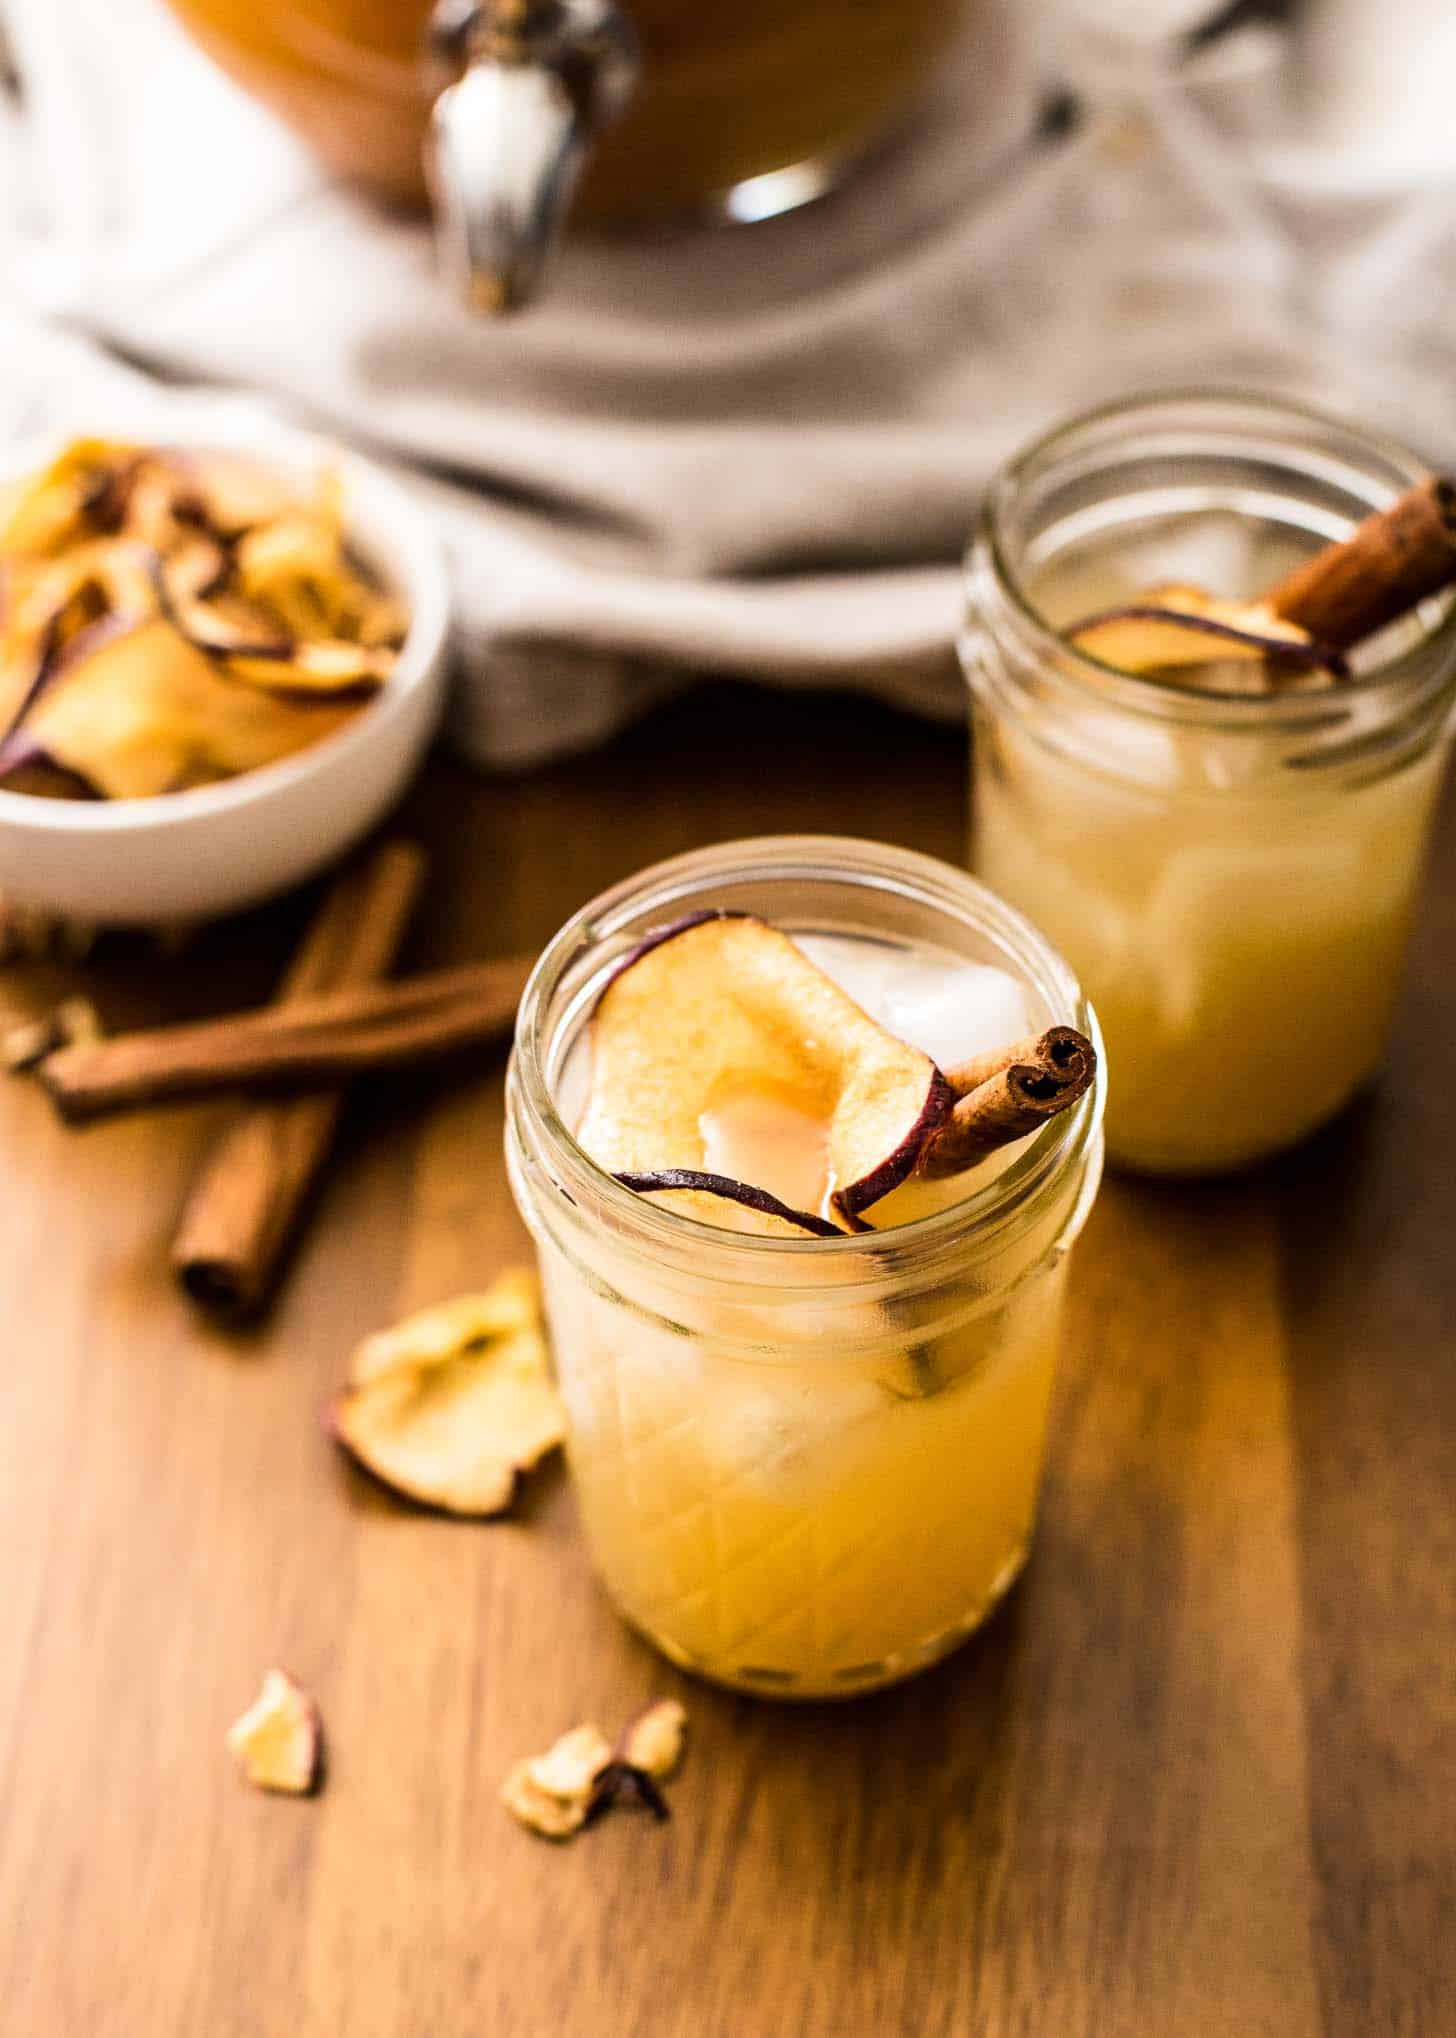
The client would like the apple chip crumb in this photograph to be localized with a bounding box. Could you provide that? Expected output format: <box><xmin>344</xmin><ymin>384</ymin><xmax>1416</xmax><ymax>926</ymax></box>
<box><xmin>226</xmin><ymin>1668</ymin><xmax>323</xmax><ymax>1797</ymax></box>
<box><xmin>620</xmin><ymin>1699</ymin><xmax>687</xmax><ymax>1780</ymax></box>
<box><xmin>3</xmin><ymin>995</ymin><xmax>102</xmax><ymax>1073</ymax></box>
<box><xmin>501</xmin><ymin>1722</ymin><xmax>614</xmax><ymax>1840</ymax></box>
<box><xmin>328</xmin><ymin>1266</ymin><xmax>564</xmax><ymax>1517</ymax></box>
<box><xmin>503</xmin><ymin>1703</ymin><xmax>689</xmax><ymax>1842</ymax></box>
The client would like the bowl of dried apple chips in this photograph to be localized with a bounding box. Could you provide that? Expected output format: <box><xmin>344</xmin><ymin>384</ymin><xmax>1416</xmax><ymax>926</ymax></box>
<box><xmin>0</xmin><ymin>428</ymin><xmax>448</xmax><ymax>923</ymax></box>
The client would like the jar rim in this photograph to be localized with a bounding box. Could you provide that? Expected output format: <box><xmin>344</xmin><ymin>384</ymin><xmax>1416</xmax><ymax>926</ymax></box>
<box><xmin>509</xmin><ymin>834</ymin><xmax>1105</xmax><ymax>1290</ymax></box>
<box><xmin>971</xmin><ymin>385</ymin><xmax>1456</xmax><ymax>730</ymax></box>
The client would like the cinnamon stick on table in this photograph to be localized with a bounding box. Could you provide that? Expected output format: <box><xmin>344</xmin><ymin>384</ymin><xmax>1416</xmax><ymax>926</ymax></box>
<box><xmin>920</xmin><ymin>1026</ymin><xmax>1097</xmax><ymax>1179</ymax></box>
<box><xmin>171</xmin><ymin>839</ymin><xmax>426</xmax><ymax>1318</ymax></box>
<box><xmin>37</xmin><ymin>954</ymin><xmax>537</xmax><ymax>1125</ymax></box>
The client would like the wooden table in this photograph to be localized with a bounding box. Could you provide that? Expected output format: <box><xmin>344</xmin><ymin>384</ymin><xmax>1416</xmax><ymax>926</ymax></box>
<box><xmin>2</xmin><ymin>686</ymin><xmax>1452</xmax><ymax>2038</ymax></box>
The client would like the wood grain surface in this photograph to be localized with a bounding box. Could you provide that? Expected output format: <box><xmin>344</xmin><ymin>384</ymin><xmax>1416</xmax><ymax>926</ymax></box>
<box><xmin>0</xmin><ymin>685</ymin><xmax>1452</xmax><ymax>2038</ymax></box>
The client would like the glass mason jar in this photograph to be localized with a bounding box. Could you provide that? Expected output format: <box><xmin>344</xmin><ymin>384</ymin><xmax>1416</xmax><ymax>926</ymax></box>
<box><xmin>964</xmin><ymin>391</ymin><xmax>1456</xmax><ymax>1176</ymax></box>
<box><xmin>506</xmin><ymin>836</ymin><xmax>1104</xmax><ymax>1698</ymax></box>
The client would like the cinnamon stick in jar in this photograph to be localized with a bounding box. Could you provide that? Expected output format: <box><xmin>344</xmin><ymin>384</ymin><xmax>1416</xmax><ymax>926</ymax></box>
<box><xmin>172</xmin><ymin>838</ymin><xmax>426</xmax><ymax>1318</ymax></box>
<box><xmin>1265</xmin><ymin>475</ymin><xmax>1456</xmax><ymax>651</ymax></box>
<box><xmin>919</xmin><ymin>1026</ymin><xmax>1096</xmax><ymax>1179</ymax></box>
<box><xmin>1064</xmin><ymin>475</ymin><xmax>1456</xmax><ymax>688</ymax></box>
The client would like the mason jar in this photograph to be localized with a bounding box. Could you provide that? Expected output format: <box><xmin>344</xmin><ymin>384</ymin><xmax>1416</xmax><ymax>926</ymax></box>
<box><xmin>506</xmin><ymin>836</ymin><xmax>1104</xmax><ymax>1698</ymax></box>
<box><xmin>964</xmin><ymin>391</ymin><xmax>1456</xmax><ymax>1176</ymax></box>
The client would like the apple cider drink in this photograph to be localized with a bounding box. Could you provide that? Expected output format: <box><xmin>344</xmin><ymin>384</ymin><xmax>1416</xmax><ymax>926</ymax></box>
<box><xmin>507</xmin><ymin>838</ymin><xmax>1104</xmax><ymax>1697</ymax></box>
<box><xmin>965</xmin><ymin>394</ymin><xmax>1456</xmax><ymax>1174</ymax></box>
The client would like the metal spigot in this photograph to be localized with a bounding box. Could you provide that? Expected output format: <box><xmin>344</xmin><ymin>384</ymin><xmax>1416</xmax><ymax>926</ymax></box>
<box><xmin>426</xmin><ymin>0</ymin><xmax>639</xmax><ymax>315</ymax></box>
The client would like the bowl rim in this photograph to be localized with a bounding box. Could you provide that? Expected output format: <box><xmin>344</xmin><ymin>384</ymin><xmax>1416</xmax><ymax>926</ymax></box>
<box><xmin>0</xmin><ymin>421</ymin><xmax>450</xmax><ymax>836</ymax></box>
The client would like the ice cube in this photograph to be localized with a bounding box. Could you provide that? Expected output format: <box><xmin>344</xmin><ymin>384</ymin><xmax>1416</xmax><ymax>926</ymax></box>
<box><xmin>797</xmin><ymin>935</ymin><xmax>1034</xmax><ymax>1072</ymax></box>
<box><xmin>701</xmin><ymin>1370</ymin><xmax>884</xmax><ymax>1500</ymax></box>
<box><xmin>1112</xmin><ymin>511</ymin><xmax>1260</xmax><ymax>601</ymax></box>
<box><xmin>1052</xmin><ymin>701</ymin><xmax>1183</xmax><ymax>793</ymax></box>
<box><xmin>792</xmin><ymin>934</ymin><xmax>895</xmax><ymax>1024</ymax></box>
<box><xmin>1143</xmin><ymin>835</ymin><xmax>1366</xmax><ymax>1036</ymax></box>
<box><xmin>881</xmin><ymin>957</ymin><xmax>1033</xmax><ymax>1071</ymax></box>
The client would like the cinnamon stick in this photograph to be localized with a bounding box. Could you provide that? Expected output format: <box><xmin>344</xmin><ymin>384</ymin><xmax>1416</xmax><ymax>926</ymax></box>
<box><xmin>36</xmin><ymin>955</ymin><xmax>536</xmax><ymax>1124</ymax></box>
<box><xmin>171</xmin><ymin>839</ymin><xmax>426</xmax><ymax>1319</ymax></box>
<box><xmin>1264</xmin><ymin>475</ymin><xmax>1456</xmax><ymax>651</ymax></box>
<box><xmin>919</xmin><ymin>1026</ymin><xmax>1096</xmax><ymax>1179</ymax></box>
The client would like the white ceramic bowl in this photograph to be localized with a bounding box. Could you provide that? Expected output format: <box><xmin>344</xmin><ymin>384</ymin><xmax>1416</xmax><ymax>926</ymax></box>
<box><xmin>0</xmin><ymin>423</ymin><xmax>450</xmax><ymax>924</ymax></box>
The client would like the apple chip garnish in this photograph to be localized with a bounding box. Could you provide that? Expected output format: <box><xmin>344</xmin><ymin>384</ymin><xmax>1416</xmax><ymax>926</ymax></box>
<box><xmin>580</xmin><ymin>913</ymin><xmax>953</xmax><ymax>1226</ymax></box>
<box><xmin>617</xmin><ymin>1169</ymin><xmax>847</xmax><ymax>1239</ymax></box>
<box><xmin>1069</xmin><ymin>584</ymin><xmax>1346</xmax><ymax>687</ymax></box>
<box><xmin>328</xmin><ymin>1267</ymin><xmax>564</xmax><ymax>1517</ymax></box>
<box><xmin>226</xmin><ymin>1668</ymin><xmax>323</xmax><ymax>1797</ymax></box>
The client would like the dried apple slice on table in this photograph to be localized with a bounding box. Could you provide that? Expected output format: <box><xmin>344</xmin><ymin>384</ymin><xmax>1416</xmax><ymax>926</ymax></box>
<box><xmin>578</xmin><ymin>912</ymin><xmax>954</xmax><ymax>1227</ymax></box>
<box><xmin>1069</xmin><ymin>584</ymin><xmax>1347</xmax><ymax>687</ymax></box>
<box><xmin>328</xmin><ymin>1267</ymin><xmax>565</xmax><ymax>1516</ymax></box>
<box><xmin>226</xmin><ymin>1668</ymin><xmax>324</xmax><ymax>1797</ymax></box>
<box><xmin>501</xmin><ymin>1723</ymin><xmax>614</xmax><ymax>1840</ymax></box>
<box><xmin>502</xmin><ymin>1701</ymin><xmax>689</xmax><ymax>1841</ymax></box>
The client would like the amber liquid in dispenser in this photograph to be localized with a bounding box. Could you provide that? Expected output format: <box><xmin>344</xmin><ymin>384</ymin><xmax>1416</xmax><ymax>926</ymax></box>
<box><xmin>164</xmin><ymin>0</ymin><xmax>966</xmax><ymax>213</ymax></box>
<box><xmin>973</xmin><ymin>509</ymin><xmax>1447</xmax><ymax>1174</ymax></box>
<box><xmin>539</xmin><ymin>932</ymin><xmax>1075</xmax><ymax>1696</ymax></box>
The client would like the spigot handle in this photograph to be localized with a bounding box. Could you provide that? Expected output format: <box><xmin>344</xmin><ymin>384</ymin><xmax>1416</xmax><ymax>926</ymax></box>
<box><xmin>427</xmin><ymin>0</ymin><xmax>639</xmax><ymax>315</ymax></box>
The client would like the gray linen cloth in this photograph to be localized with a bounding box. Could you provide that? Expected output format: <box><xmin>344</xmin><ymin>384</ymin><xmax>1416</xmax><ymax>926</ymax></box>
<box><xmin>2</xmin><ymin>0</ymin><xmax>1453</xmax><ymax>765</ymax></box>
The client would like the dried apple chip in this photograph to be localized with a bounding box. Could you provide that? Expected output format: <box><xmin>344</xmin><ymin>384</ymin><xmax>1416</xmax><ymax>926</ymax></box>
<box><xmin>347</xmin><ymin>1267</ymin><xmax>541</xmax><ymax>1384</ymax></box>
<box><xmin>0</xmin><ymin>538</ymin><xmax>159</xmax><ymax>739</ymax></box>
<box><xmin>620</xmin><ymin>1699</ymin><xmax>688</xmax><ymax>1780</ymax></box>
<box><xmin>174</xmin><ymin>450</ymin><xmax>300</xmax><ymax>538</ymax></box>
<box><xmin>0</xmin><ymin>733</ymin><xmax>102</xmax><ymax>801</ymax></box>
<box><xmin>161</xmin><ymin>533</ymin><xmax>230</xmax><ymax>606</ymax></box>
<box><xmin>0</xmin><ymin>436</ymin><xmax>404</xmax><ymax>802</ymax></box>
<box><xmin>9</xmin><ymin>616</ymin><xmax>357</xmax><ymax>799</ymax></box>
<box><xmin>226</xmin><ymin>1668</ymin><xmax>324</xmax><ymax>1796</ymax></box>
<box><xmin>580</xmin><ymin>913</ymin><xmax>953</xmax><ymax>1225</ymax></box>
<box><xmin>220</xmin><ymin>639</ymin><xmax>396</xmax><ymax>697</ymax></box>
<box><xmin>236</xmin><ymin>512</ymin><xmax>341</xmax><ymax>593</ymax></box>
<box><xmin>0</xmin><ymin>439</ymin><xmax>141</xmax><ymax>558</ymax></box>
<box><xmin>1069</xmin><ymin>584</ymin><xmax>1346</xmax><ymax>687</ymax></box>
<box><xmin>585</xmin><ymin>1761</ymin><xmax>671</xmax><ymax>1824</ymax></box>
<box><xmin>161</xmin><ymin>587</ymin><xmax>295</xmax><ymax>661</ymax></box>
<box><xmin>355</xmin><ymin>591</ymin><xmax>411</xmax><ymax>649</ymax></box>
<box><xmin>503</xmin><ymin>1704</ymin><xmax>689</xmax><ymax>1841</ymax></box>
<box><xmin>119</xmin><ymin>457</ymin><xmax>193</xmax><ymax>551</ymax></box>
<box><xmin>328</xmin><ymin>1266</ymin><xmax>564</xmax><ymax>1516</ymax></box>
<box><xmin>501</xmin><ymin>1723</ymin><xmax>613</xmax><ymax>1839</ymax></box>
